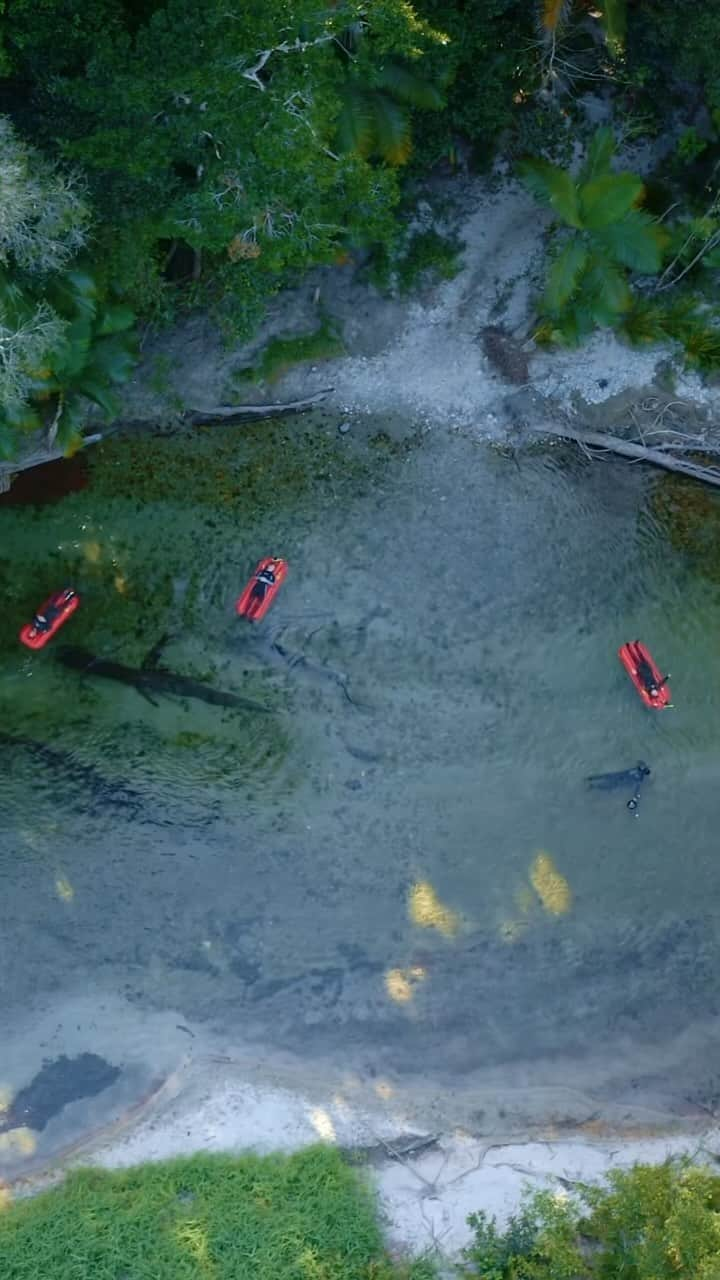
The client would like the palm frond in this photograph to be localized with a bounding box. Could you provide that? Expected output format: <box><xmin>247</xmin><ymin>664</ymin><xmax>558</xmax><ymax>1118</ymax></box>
<box><xmin>544</xmin><ymin>241</ymin><xmax>589</xmax><ymax>312</ymax></box>
<box><xmin>376</xmin><ymin>62</ymin><xmax>442</xmax><ymax>110</ymax></box>
<box><xmin>593</xmin><ymin>212</ymin><xmax>667</xmax><ymax>274</ymax></box>
<box><xmin>584</xmin><ymin>255</ymin><xmax>632</xmax><ymax>318</ymax></box>
<box><xmin>620</xmin><ymin>299</ymin><xmax>669</xmax><ymax>346</ymax></box>
<box><xmin>370</xmin><ymin>93</ymin><xmax>412</xmax><ymax>166</ymax></box>
<box><xmin>519</xmin><ymin>158</ymin><xmax>582</xmax><ymax>228</ymax></box>
<box><xmin>336</xmin><ymin>86</ymin><xmax>376</xmax><ymax>157</ymax></box>
<box><xmin>578</xmin><ymin>128</ymin><xmax>615</xmax><ymax>186</ymax></box>
<box><xmin>599</xmin><ymin>0</ymin><xmax>626</xmax><ymax>52</ymax></box>
<box><xmin>579</xmin><ymin>172</ymin><xmax>644</xmax><ymax>230</ymax></box>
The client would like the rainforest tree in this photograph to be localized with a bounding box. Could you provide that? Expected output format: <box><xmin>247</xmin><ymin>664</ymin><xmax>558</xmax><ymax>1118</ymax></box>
<box><xmin>0</xmin><ymin>117</ymin><xmax>136</xmax><ymax>458</ymax></box>
<box><xmin>0</xmin><ymin>0</ymin><xmax>448</xmax><ymax>334</ymax></box>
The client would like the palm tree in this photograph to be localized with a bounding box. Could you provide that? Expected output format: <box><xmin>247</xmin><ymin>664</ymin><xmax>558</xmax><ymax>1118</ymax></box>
<box><xmin>334</xmin><ymin>25</ymin><xmax>442</xmax><ymax>166</ymax></box>
<box><xmin>520</xmin><ymin>127</ymin><xmax>667</xmax><ymax>343</ymax></box>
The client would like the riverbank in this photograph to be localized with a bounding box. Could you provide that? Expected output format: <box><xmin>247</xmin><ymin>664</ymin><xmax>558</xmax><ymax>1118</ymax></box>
<box><xmin>4</xmin><ymin>169</ymin><xmax>720</xmax><ymax>1259</ymax></box>
<box><xmin>126</xmin><ymin>173</ymin><xmax>720</xmax><ymax>446</ymax></box>
<box><xmin>3</xmin><ymin>1028</ymin><xmax>718</xmax><ymax>1262</ymax></box>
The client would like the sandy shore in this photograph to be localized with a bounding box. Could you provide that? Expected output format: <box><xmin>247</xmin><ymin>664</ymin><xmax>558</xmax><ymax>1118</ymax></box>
<box><xmin>126</xmin><ymin>172</ymin><xmax>720</xmax><ymax>444</ymax></box>
<box><xmin>2</xmin><ymin>994</ymin><xmax>718</xmax><ymax>1262</ymax></box>
<box><xmin>7</xmin><ymin>1045</ymin><xmax>718</xmax><ymax>1261</ymax></box>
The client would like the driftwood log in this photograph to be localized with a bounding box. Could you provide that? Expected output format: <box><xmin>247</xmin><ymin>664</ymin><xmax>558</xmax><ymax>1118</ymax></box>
<box><xmin>530</xmin><ymin>423</ymin><xmax>720</xmax><ymax>489</ymax></box>
<box><xmin>0</xmin><ymin>389</ymin><xmax>332</xmax><ymax>489</ymax></box>
<box><xmin>185</xmin><ymin>388</ymin><xmax>332</xmax><ymax>424</ymax></box>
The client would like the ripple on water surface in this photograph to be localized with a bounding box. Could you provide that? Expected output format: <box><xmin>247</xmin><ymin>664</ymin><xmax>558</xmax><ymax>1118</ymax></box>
<box><xmin>3</xmin><ymin>428</ymin><xmax>720</xmax><ymax>1110</ymax></box>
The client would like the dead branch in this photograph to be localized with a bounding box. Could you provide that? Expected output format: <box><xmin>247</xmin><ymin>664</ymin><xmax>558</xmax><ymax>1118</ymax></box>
<box><xmin>185</xmin><ymin>388</ymin><xmax>332</xmax><ymax>423</ymax></box>
<box><xmin>237</xmin><ymin>34</ymin><xmax>337</xmax><ymax>91</ymax></box>
<box><xmin>529</xmin><ymin>422</ymin><xmax>720</xmax><ymax>488</ymax></box>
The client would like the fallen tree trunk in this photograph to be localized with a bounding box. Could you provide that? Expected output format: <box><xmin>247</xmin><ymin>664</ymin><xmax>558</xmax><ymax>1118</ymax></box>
<box><xmin>185</xmin><ymin>388</ymin><xmax>332</xmax><ymax>424</ymax></box>
<box><xmin>530</xmin><ymin>423</ymin><xmax>720</xmax><ymax>489</ymax></box>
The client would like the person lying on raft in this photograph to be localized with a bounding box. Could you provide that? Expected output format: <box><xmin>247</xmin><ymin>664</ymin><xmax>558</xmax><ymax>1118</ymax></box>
<box><xmin>250</xmin><ymin>561</ymin><xmax>278</xmax><ymax>602</ymax></box>
<box><xmin>32</xmin><ymin>589</ymin><xmax>76</xmax><ymax>634</ymax></box>
<box><xmin>634</xmin><ymin>650</ymin><xmax>669</xmax><ymax>700</ymax></box>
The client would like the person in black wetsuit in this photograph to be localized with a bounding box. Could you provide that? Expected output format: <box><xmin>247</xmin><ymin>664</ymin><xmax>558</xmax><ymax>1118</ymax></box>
<box><xmin>586</xmin><ymin>761</ymin><xmax>651</xmax><ymax>817</ymax></box>
<box><xmin>250</xmin><ymin>561</ymin><xmax>277</xmax><ymax>602</ymax></box>
<box><xmin>633</xmin><ymin>645</ymin><xmax>669</xmax><ymax>699</ymax></box>
<box><xmin>586</xmin><ymin>761</ymin><xmax>650</xmax><ymax>790</ymax></box>
<box><xmin>32</xmin><ymin>588</ymin><xmax>75</xmax><ymax>634</ymax></box>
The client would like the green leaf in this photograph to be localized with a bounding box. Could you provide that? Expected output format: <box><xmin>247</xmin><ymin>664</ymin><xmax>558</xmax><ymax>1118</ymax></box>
<box><xmin>370</xmin><ymin>93</ymin><xmax>411</xmax><ymax>165</ymax></box>
<box><xmin>559</xmin><ymin>305</ymin><xmax>593</xmax><ymax>345</ymax></box>
<box><xmin>64</xmin><ymin>269</ymin><xmax>97</xmax><ymax>300</ymax></box>
<box><xmin>701</xmin><ymin>248</ymin><xmax>720</xmax><ymax>269</ymax></box>
<box><xmin>519</xmin><ymin>159</ymin><xmax>582</xmax><ymax>228</ymax></box>
<box><xmin>579</xmin><ymin>128</ymin><xmax>615</xmax><ymax>185</ymax></box>
<box><xmin>593</xmin><ymin>212</ymin><xmax>667</xmax><ymax>273</ymax></box>
<box><xmin>85</xmin><ymin>335</ymin><xmax>137</xmax><ymax>385</ymax></box>
<box><xmin>600</xmin><ymin>0</ymin><xmax>626</xmax><ymax>51</ymax></box>
<box><xmin>544</xmin><ymin>241</ymin><xmax>589</xmax><ymax>312</ymax></box>
<box><xmin>55</xmin><ymin>398</ymin><xmax>86</xmax><ymax>451</ymax></box>
<box><xmin>96</xmin><ymin>304</ymin><xmax>135</xmax><ymax>336</ymax></box>
<box><xmin>621</xmin><ymin>300</ymin><xmax>668</xmax><ymax>346</ymax></box>
<box><xmin>584</xmin><ymin>255</ymin><xmax>632</xmax><ymax>317</ymax></box>
<box><xmin>0</xmin><ymin>420</ymin><xmax>19</xmax><ymax>459</ymax></box>
<box><xmin>74</xmin><ymin>376</ymin><xmax>120</xmax><ymax>416</ymax></box>
<box><xmin>336</xmin><ymin>86</ymin><xmax>375</xmax><ymax>157</ymax></box>
<box><xmin>1</xmin><ymin>400</ymin><xmax>43</xmax><ymax>433</ymax></box>
<box><xmin>376</xmin><ymin>62</ymin><xmax>442</xmax><ymax>109</ymax></box>
<box><xmin>579</xmin><ymin>173</ymin><xmax>644</xmax><ymax>229</ymax></box>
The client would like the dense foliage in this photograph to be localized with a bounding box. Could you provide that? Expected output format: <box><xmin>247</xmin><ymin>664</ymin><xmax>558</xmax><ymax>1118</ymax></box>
<box><xmin>2</xmin><ymin>0</ymin><xmax>720</xmax><ymax>457</ymax></box>
<box><xmin>0</xmin><ymin>1146</ymin><xmax>435</xmax><ymax>1280</ymax></box>
<box><xmin>463</xmin><ymin>1161</ymin><xmax>720</xmax><ymax>1280</ymax></box>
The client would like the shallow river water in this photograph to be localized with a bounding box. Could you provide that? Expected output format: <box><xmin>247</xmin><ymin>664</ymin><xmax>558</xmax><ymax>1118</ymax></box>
<box><xmin>2</xmin><ymin>415</ymin><xmax>720</xmax><ymax>1147</ymax></box>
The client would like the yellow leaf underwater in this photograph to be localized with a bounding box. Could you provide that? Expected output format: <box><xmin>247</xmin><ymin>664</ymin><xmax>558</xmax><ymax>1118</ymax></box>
<box><xmin>0</xmin><ymin>1127</ymin><xmax>36</xmax><ymax>1158</ymax></box>
<box><xmin>82</xmin><ymin>540</ymin><xmax>102</xmax><ymax>563</ymax></box>
<box><xmin>408</xmin><ymin>881</ymin><xmax>459</xmax><ymax>938</ymax></box>
<box><xmin>55</xmin><ymin>876</ymin><xmax>74</xmax><ymax>903</ymax></box>
<box><xmin>530</xmin><ymin>852</ymin><xmax>571</xmax><ymax>916</ymax></box>
<box><xmin>384</xmin><ymin>965</ymin><xmax>426</xmax><ymax>1004</ymax></box>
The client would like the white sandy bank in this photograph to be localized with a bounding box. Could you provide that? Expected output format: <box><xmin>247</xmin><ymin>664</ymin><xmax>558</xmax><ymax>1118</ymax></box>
<box><xmin>77</xmin><ymin>1059</ymin><xmax>720</xmax><ymax>1262</ymax></box>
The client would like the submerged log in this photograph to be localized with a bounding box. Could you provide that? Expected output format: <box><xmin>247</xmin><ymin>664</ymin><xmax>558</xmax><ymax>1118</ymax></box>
<box><xmin>530</xmin><ymin>423</ymin><xmax>720</xmax><ymax>489</ymax></box>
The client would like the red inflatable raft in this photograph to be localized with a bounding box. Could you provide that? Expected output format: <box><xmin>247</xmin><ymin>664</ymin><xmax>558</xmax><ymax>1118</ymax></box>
<box><xmin>618</xmin><ymin>639</ymin><xmax>672</xmax><ymax>709</ymax></box>
<box><xmin>19</xmin><ymin>587</ymin><xmax>80</xmax><ymax>650</ymax></box>
<box><xmin>236</xmin><ymin>557</ymin><xmax>287</xmax><ymax>622</ymax></box>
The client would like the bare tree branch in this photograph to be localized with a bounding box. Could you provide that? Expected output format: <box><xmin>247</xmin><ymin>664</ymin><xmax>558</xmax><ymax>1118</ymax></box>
<box><xmin>236</xmin><ymin>34</ymin><xmax>338</xmax><ymax>91</ymax></box>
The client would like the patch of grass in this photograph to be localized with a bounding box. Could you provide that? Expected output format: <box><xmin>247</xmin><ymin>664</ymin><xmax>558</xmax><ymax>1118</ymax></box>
<box><xmin>370</xmin><ymin>229</ymin><xmax>463</xmax><ymax>295</ymax></box>
<box><xmin>0</xmin><ymin>1147</ymin><xmax>436</xmax><ymax>1280</ymax></box>
<box><xmin>236</xmin><ymin>319</ymin><xmax>345</xmax><ymax>386</ymax></box>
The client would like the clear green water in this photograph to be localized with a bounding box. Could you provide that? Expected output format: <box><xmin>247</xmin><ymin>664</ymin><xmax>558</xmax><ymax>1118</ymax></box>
<box><xmin>2</xmin><ymin>418</ymin><xmax>720</xmax><ymax>1120</ymax></box>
